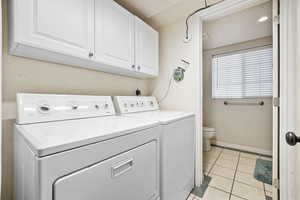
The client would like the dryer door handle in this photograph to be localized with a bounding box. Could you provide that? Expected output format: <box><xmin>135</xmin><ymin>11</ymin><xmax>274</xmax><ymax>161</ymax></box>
<box><xmin>111</xmin><ymin>158</ymin><xmax>134</xmax><ymax>178</ymax></box>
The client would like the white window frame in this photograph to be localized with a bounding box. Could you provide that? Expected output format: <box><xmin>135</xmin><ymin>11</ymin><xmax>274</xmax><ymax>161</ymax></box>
<box><xmin>211</xmin><ymin>45</ymin><xmax>273</xmax><ymax>99</ymax></box>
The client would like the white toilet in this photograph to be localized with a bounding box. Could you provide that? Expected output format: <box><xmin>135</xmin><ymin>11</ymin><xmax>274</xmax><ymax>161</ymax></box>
<box><xmin>203</xmin><ymin>127</ymin><xmax>216</xmax><ymax>151</ymax></box>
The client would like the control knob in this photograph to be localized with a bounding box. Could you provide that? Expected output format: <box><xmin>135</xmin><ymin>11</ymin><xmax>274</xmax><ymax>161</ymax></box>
<box><xmin>39</xmin><ymin>104</ymin><xmax>51</xmax><ymax>113</ymax></box>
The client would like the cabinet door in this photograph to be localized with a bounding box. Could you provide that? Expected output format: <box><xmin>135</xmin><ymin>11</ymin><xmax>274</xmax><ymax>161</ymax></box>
<box><xmin>135</xmin><ymin>17</ymin><xmax>159</xmax><ymax>76</ymax></box>
<box><xmin>16</xmin><ymin>0</ymin><xmax>94</xmax><ymax>59</ymax></box>
<box><xmin>95</xmin><ymin>0</ymin><xmax>135</xmax><ymax>70</ymax></box>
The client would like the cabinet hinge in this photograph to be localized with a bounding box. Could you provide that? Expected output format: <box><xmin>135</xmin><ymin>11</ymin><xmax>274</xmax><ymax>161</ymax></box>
<box><xmin>273</xmin><ymin>97</ymin><xmax>280</xmax><ymax>107</ymax></box>
<box><xmin>273</xmin><ymin>178</ymin><xmax>280</xmax><ymax>190</ymax></box>
<box><xmin>273</xmin><ymin>15</ymin><xmax>280</xmax><ymax>25</ymax></box>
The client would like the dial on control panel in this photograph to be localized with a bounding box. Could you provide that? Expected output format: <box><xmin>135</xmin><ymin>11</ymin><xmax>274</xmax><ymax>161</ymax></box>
<box><xmin>94</xmin><ymin>103</ymin><xmax>109</xmax><ymax>110</ymax></box>
<box><xmin>38</xmin><ymin>104</ymin><xmax>51</xmax><ymax>114</ymax></box>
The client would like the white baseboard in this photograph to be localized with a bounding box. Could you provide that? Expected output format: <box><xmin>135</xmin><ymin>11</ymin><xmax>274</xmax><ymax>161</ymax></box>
<box><xmin>215</xmin><ymin>141</ymin><xmax>272</xmax><ymax>156</ymax></box>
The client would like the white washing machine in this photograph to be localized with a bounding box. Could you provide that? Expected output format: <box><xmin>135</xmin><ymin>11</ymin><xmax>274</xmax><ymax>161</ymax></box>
<box><xmin>14</xmin><ymin>94</ymin><xmax>161</xmax><ymax>200</ymax></box>
<box><xmin>113</xmin><ymin>96</ymin><xmax>195</xmax><ymax>200</ymax></box>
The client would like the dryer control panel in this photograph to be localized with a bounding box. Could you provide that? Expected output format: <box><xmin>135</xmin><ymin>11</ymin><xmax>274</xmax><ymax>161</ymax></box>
<box><xmin>114</xmin><ymin>96</ymin><xmax>159</xmax><ymax>114</ymax></box>
<box><xmin>16</xmin><ymin>94</ymin><xmax>115</xmax><ymax>124</ymax></box>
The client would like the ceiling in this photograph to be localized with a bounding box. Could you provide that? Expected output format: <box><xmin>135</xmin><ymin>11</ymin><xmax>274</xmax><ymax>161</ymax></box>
<box><xmin>115</xmin><ymin>0</ymin><xmax>222</xmax><ymax>29</ymax></box>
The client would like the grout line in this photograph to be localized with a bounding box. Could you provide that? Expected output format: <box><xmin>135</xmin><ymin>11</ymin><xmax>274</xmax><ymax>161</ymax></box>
<box><xmin>229</xmin><ymin>150</ymin><xmax>241</xmax><ymax>200</ymax></box>
<box><xmin>208</xmin><ymin>185</ymin><xmax>231</xmax><ymax>194</ymax></box>
<box><xmin>211</xmin><ymin>173</ymin><xmax>235</xmax><ymax>181</ymax></box>
<box><xmin>231</xmin><ymin>194</ymin><xmax>248</xmax><ymax>200</ymax></box>
<box><xmin>212</xmin><ymin>144</ymin><xmax>272</xmax><ymax>158</ymax></box>
<box><xmin>234</xmin><ymin>179</ymin><xmax>264</xmax><ymax>190</ymax></box>
<box><xmin>207</xmin><ymin>148</ymin><xmax>224</xmax><ymax>175</ymax></box>
<box><xmin>263</xmin><ymin>183</ymin><xmax>267</xmax><ymax>199</ymax></box>
<box><xmin>204</xmin><ymin>148</ymin><xmax>269</xmax><ymax>200</ymax></box>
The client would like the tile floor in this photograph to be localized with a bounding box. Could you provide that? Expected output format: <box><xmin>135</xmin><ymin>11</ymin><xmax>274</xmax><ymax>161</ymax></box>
<box><xmin>188</xmin><ymin>146</ymin><xmax>273</xmax><ymax>200</ymax></box>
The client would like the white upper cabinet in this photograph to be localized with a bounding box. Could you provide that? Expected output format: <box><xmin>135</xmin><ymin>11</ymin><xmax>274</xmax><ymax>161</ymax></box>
<box><xmin>9</xmin><ymin>0</ymin><xmax>159</xmax><ymax>78</ymax></box>
<box><xmin>10</xmin><ymin>0</ymin><xmax>94</xmax><ymax>59</ymax></box>
<box><xmin>135</xmin><ymin>17</ymin><xmax>159</xmax><ymax>76</ymax></box>
<box><xmin>94</xmin><ymin>0</ymin><xmax>135</xmax><ymax>71</ymax></box>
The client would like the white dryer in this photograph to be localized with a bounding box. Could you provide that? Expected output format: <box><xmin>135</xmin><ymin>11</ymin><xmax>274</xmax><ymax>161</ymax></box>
<box><xmin>14</xmin><ymin>94</ymin><xmax>161</xmax><ymax>200</ymax></box>
<box><xmin>113</xmin><ymin>96</ymin><xmax>195</xmax><ymax>200</ymax></box>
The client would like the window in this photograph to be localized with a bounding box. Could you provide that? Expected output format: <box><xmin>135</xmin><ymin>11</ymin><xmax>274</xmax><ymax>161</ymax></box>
<box><xmin>212</xmin><ymin>46</ymin><xmax>273</xmax><ymax>99</ymax></box>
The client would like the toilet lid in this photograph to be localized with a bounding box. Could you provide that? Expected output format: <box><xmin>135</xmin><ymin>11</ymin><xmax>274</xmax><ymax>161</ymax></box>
<box><xmin>203</xmin><ymin>127</ymin><xmax>216</xmax><ymax>132</ymax></box>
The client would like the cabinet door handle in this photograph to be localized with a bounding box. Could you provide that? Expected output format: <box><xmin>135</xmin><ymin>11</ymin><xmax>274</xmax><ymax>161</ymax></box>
<box><xmin>89</xmin><ymin>52</ymin><xmax>94</xmax><ymax>57</ymax></box>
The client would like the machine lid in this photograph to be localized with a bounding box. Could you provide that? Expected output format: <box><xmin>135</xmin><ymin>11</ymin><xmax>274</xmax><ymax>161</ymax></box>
<box><xmin>16</xmin><ymin>116</ymin><xmax>160</xmax><ymax>157</ymax></box>
<box><xmin>122</xmin><ymin>110</ymin><xmax>195</xmax><ymax>124</ymax></box>
<box><xmin>203</xmin><ymin>127</ymin><xmax>216</xmax><ymax>132</ymax></box>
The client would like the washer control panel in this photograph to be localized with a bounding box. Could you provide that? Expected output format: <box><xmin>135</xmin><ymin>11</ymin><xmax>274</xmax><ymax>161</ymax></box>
<box><xmin>16</xmin><ymin>94</ymin><xmax>115</xmax><ymax>124</ymax></box>
<box><xmin>114</xmin><ymin>96</ymin><xmax>159</xmax><ymax>114</ymax></box>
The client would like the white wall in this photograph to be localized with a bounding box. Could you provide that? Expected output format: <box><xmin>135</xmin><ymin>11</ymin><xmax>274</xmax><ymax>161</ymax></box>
<box><xmin>149</xmin><ymin>20</ymin><xmax>198</xmax><ymax>112</ymax></box>
<box><xmin>203</xmin><ymin>37</ymin><xmax>273</xmax><ymax>153</ymax></box>
<box><xmin>203</xmin><ymin>2</ymin><xmax>272</xmax><ymax>50</ymax></box>
<box><xmin>202</xmin><ymin>2</ymin><xmax>273</xmax><ymax>153</ymax></box>
<box><xmin>1</xmin><ymin>0</ymin><xmax>149</xmax><ymax>199</ymax></box>
<box><xmin>148</xmin><ymin>17</ymin><xmax>202</xmax><ymax>186</ymax></box>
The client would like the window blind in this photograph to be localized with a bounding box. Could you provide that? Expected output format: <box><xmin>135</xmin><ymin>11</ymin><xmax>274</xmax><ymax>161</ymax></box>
<box><xmin>212</xmin><ymin>46</ymin><xmax>273</xmax><ymax>99</ymax></box>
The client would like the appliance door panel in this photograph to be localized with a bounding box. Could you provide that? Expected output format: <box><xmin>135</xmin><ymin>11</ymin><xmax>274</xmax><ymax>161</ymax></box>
<box><xmin>161</xmin><ymin>117</ymin><xmax>195</xmax><ymax>200</ymax></box>
<box><xmin>53</xmin><ymin>141</ymin><xmax>158</xmax><ymax>200</ymax></box>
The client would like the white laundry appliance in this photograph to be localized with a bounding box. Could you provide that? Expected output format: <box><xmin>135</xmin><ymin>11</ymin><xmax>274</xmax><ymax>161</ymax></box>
<box><xmin>14</xmin><ymin>94</ymin><xmax>161</xmax><ymax>200</ymax></box>
<box><xmin>113</xmin><ymin>96</ymin><xmax>195</xmax><ymax>200</ymax></box>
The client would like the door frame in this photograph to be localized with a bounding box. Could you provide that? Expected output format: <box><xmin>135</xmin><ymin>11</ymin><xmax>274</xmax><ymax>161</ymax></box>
<box><xmin>272</xmin><ymin>0</ymin><xmax>279</xmax><ymax>199</ymax></box>
<box><xmin>191</xmin><ymin>0</ymin><xmax>279</xmax><ymax>195</ymax></box>
<box><xmin>0</xmin><ymin>0</ymin><xmax>2</xmax><ymax>196</ymax></box>
<box><xmin>279</xmin><ymin>0</ymin><xmax>300</xmax><ymax>199</ymax></box>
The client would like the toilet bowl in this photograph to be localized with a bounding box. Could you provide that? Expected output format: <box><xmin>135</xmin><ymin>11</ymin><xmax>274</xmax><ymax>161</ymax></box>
<box><xmin>203</xmin><ymin>127</ymin><xmax>216</xmax><ymax>151</ymax></box>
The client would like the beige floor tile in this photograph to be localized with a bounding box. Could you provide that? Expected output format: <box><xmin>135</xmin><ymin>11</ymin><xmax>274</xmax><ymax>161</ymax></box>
<box><xmin>235</xmin><ymin>172</ymin><xmax>264</xmax><ymax>189</ymax></box>
<box><xmin>260</xmin><ymin>156</ymin><xmax>272</xmax><ymax>161</ymax></box>
<box><xmin>219</xmin><ymin>153</ymin><xmax>239</xmax><ymax>162</ymax></box>
<box><xmin>266</xmin><ymin>191</ymin><xmax>272</xmax><ymax>197</ymax></box>
<box><xmin>210</xmin><ymin>165</ymin><xmax>236</xmax><ymax>179</ymax></box>
<box><xmin>264</xmin><ymin>183</ymin><xmax>272</xmax><ymax>192</ymax></box>
<box><xmin>203</xmin><ymin>187</ymin><xmax>230</xmax><ymax>200</ymax></box>
<box><xmin>204</xmin><ymin>156</ymin><xmax>218</xmax><ymax>164</ymax></box>
<box><xmin>204</xmin><ymin>151</ymin><xmax>220</xmax><ymax>158</ymax></box>
<box><xmin>230</xmin><ymin>195</ymin><xmax>245</xmax><ymax>200</ymax></box>
<box><xmin>204</xmin><ymin>163</ymin><xmax>213</xmax><ymax>175</ymax></box>
<box><xmin>237</xmin><ymin>163</ymin><xmax>255</xmax><ymax>174</ymax></box>
<box><xmin>239</xmin><ymin>157</ymin><xmax>257</xmax><ymax>166</ymax></box>
<box><xmin>216</xmin><ymin>158</ymin><xmax>238</xmax><ymax>169</ymax></box>
<box><xmin>223</xmin><ymin>149</ymin><xmax>240</xmax><ymax>156</ymax></box>
<box><xmin>232</xmin><ymin>182</ymin><xmax>265</xmax><ymax>200</ymax></box>
<box><xmin>209</xmin><ymin>174</ymin><xmax>233</xmax><ymax>192</ymax></box>
<box><xmin>211</xmin><ymin>146</ymin><xmax>223</xmax><ymax>152</ymax></box>
<box><xmin>240</xmin><ymin>152</ymin><xmax>260</xmax><ymax>159</ymax></box>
